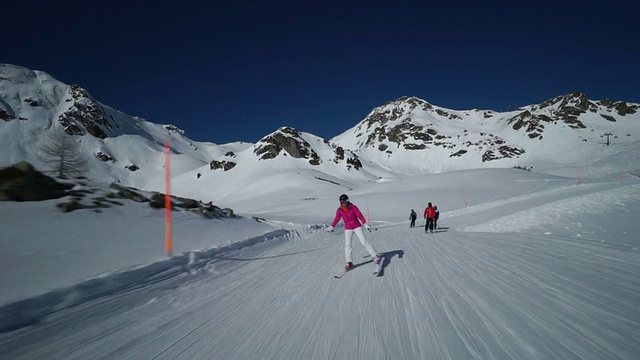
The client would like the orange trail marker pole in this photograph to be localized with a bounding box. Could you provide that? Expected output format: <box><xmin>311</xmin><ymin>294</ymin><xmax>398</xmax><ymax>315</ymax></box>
<box><xmin>165</xmin><ymin>141</ymin><xmax>172</xmax><ymax>256</ymax></box>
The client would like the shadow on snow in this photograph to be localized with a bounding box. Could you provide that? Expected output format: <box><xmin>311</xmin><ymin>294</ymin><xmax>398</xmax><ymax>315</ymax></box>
<box><xmin>363</xmin><ymin>249</ymin><xmax>404</xmax><ymax>277</ymax></box>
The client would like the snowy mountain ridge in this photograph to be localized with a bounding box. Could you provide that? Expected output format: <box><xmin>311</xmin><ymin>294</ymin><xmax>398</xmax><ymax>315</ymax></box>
<box><xmin>2</xmin><ymin>63</ymin><xmax>640</xmax><ymax>205</ymax></box>
<box><xmin>331</xmin><ymin>94</ymin><xmax>639</xmax><ymax>175</ymax></box>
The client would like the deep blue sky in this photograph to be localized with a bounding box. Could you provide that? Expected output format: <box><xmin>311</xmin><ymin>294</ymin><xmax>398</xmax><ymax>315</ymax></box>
<box><xmin>5</xmin><ymin>1</ymin><xmax>639</xmax><ymax>143</ymax></box>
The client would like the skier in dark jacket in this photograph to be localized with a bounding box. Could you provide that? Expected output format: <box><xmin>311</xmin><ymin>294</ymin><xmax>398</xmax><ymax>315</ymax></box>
<box><xmin>434</xmin><ymin>206</ymin><xmax>439</xmax><ymax>229</ymax></box>
<box><xmin>409</xmin><ymin>209</ymin><xmax>417</xmax><ymax>228</ymax></box>
<box><xmin>424</xmin><ymin>202</ymin><xmax>436</xmax><ymax>234</ymax></box>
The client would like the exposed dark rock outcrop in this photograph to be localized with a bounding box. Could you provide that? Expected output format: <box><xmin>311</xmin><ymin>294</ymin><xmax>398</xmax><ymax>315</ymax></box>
<box><xmin>24</xmin><ymin>98</ymin><xmax>38</xmax><ymax>106</ymax></box>
<box><xmin>346</xmin><ymin>156</ymin><xmax>363</xmax><ymax>170</ymax></box>
<box><xmin>0</xmin><ymin>162</ymin><xmax>73</xmax><ymax>201</ymax></box>
<box><xmin>450</xmin><ymin>149</ymin><xmax>468</xmax><ymax>158</ymax></box>
<box><xmin>482</xmin><ymin>146</ymin><xmax>526</xmax><ymax>162</ymax></box>
<box><xmin>598</xmin><ymin>98</ymin><xmax>638</xmax><ymax>116</ymax></box>
<box><xmin>346</xmin><ymin>97</ymin><xmax>458</xmax><ymax>155</ymax></box>
<box><xmin>96</xmin><ymin>151</ymin><xmax>117</xmax><ymax>162</ymax></box>
<box><xmin>254</xmin><ymin>127</ymin><xmax>321</xmax><ymax>165</ymax></box>
<box><xmin>56</xmin><ymin>85</ymin><xmax>113</xmax><ymax>138</ymax></box>
<box><xmin>210</xmin><ymin>160</ymin><xmax>236</xmax><ymax>171</ymax></box>
<box><xmin>164</xmin><ymin>125</ymin><xmax>186</xmax><ymax>136</ymax></box>
<box><xmin>0</xmin><ymin>108</ymin><xmax>14</xmax><ymax>121</ymax></box>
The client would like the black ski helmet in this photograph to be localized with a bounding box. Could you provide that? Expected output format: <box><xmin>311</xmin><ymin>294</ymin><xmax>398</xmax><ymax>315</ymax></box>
<box><xmin>339</xmin><ymin>194</ymin><xmax>349</xmax><ymax>202</ymax></box>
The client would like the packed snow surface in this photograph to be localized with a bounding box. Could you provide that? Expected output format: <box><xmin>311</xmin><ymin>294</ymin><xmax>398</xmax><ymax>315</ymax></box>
<box><xmin>1</xmin><ymin>168</ymin><xmax>639</xmax><ymax>359</ymax></box>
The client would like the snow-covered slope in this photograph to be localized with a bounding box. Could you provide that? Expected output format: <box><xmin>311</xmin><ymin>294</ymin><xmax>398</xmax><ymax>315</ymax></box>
<box><xmin>331</xmin><ymin>95</ymin><xmax>640</xmax><ymax>175</ymax></box>
<box><xmin>0</xmin><ymin>63</ymin><xmax>249</xmax><ymax>190</ymax></box>
<box><xmin>2</xmin><ymin>64</ymin><xmax>640</xmax><ymax>208</ymax></box>
<box><xmin>167</xmin><ymin>126</ymin><xmax>385</xmax><ymax>207</ymax></box>
<box><xmin>1</xmin><ymin>167</ymin><xmax>639</xmax><ymax>359</ymax></box>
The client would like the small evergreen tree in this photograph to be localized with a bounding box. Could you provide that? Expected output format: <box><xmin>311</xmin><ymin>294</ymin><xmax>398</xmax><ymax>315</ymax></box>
<box><xmin>39</xmin><ymin>126</ymin><xmax>87</xmax><ymax>179</ymax></box>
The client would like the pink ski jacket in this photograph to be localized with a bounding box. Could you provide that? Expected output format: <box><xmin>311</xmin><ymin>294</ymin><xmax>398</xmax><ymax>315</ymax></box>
<box><xmin>331</xmin><ymin>203</ymin><xmax>367</xmax><ymax>230</ymax></box>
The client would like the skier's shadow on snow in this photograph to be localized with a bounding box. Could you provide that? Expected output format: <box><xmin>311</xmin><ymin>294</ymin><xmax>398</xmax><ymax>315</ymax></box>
<box><xmin>364</xmin><ymin>250</ymin><xmax>404</xmax><ymax>277</ymax></box>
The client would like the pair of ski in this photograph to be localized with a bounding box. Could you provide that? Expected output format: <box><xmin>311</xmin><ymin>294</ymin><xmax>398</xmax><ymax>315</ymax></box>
<box><xmin>334</xmin><ymin>257</ymin><xmax>383</xmax><ymax>279</ymax></box>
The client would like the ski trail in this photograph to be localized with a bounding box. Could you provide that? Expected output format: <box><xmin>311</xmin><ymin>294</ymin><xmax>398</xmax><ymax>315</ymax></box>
<box><xmin>0</xmin><ymin>225</ymin><xmax>638</xmax><ymax>359</ymax></box>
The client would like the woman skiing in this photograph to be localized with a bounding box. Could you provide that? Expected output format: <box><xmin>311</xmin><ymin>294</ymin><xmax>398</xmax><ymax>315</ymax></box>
<box><xmin>327</xmin><ymin>194</ymin><xmax>381</xmax><ymax>270</ymax></box>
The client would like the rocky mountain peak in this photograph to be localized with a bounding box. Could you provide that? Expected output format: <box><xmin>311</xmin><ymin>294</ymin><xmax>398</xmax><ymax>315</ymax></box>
<box><xmin>253</xmin><ymin>126</ymin><xmax>322</xmax><ymax>165</ymax></box>
<box><xmin>366</xmin><ymin>96</ymin><xmax>433</xmax><ymax>125</ymax></box>
<box><xmin>596</xmin><ymin>98</ymin><xmax>638</xmax><ymax>116</ymax></box>
<box><xmin>510</xmin><ymin>92</ymin><xmax>638</xmax><ymax>139</ymax></box>
<box><xmin>341</xmin><ymin>96</ymin><xmax>453</xmax><ymax>151</ymax></box>
<box><xmin>0</xmin><ymin>64</ymin><xmax>117</xmax><ymax>139</ymax></box>
<box><xmin>536</xmin><ymin>91</ymin><xmax>637</xmax><ymax>117</ymax></box>
<box><xmin>247</xmin><ymin>126</ymin><xmax>364</xmax><ymax>171</ymax></box>
<box><xmin>539</xmin><ymin>92</ymin><xmax>595</xmax><ymax>112</ymax></box>
<box><xmin>58</xmin><ymin>84</ymin><xmax>115</xmax><ymax>139</ymax></box>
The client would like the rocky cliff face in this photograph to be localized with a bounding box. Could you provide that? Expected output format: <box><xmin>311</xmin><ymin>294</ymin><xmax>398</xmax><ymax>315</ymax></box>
<box><xmin>254</xmin><ymin>127</ymin><xmax>323</xmax><ymax>165</ymax></box>
<box><xmin>57</xmin><ymin>84</ymin><xmax>114</xmax><ymax>139</ymax></box>
<box><xmin>506</xmin><ymin>92</ymin><xmax>639</xmax><ymax>140</ymax></box>
<box><xmin>231</xmin><ymin>126</ymin><xmax>363</xmax><ymax>171</ymax></box>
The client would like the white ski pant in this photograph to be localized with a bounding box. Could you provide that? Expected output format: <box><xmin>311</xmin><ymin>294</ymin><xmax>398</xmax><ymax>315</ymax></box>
<box><xmin>344</xmin><ymin>227</ymin><xmax>378</xmax><ymax>263</ymax></box>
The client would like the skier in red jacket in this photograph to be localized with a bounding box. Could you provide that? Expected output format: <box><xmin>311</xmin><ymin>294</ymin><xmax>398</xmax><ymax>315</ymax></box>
<box><xmin>424</xmin><ymin>202</ymin><xmax>436</xmax><ymax>234</ymax></box>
